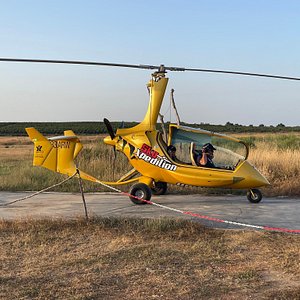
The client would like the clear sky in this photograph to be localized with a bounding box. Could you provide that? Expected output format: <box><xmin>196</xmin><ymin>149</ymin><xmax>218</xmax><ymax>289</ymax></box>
<box><xmin>1</xmin><ymin>0</ymin><xmax>300</xmax><ymax>125</ymax></box>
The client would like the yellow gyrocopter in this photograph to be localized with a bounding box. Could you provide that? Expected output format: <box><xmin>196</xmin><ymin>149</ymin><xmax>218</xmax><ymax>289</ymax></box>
<box><xmin>2</xmin><ymin>58</ymin><xmax>300</xmax><ymax>204</ymax></box>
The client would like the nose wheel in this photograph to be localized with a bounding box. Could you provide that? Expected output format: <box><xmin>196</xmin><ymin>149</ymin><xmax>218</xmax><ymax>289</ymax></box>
<box><xmin>247</xmin><ymin>189</ymin><xmax>262</xmax><ymax>203</ymax></box>
<box><xmin>151</xmin><ymin>181</ymin><xmax>168</xmax><ymax>195</ymax></box>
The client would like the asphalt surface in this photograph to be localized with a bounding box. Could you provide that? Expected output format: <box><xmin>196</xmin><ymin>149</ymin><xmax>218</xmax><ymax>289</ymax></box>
<box><xmin>0</xmin><ymin>191</ymin><xmax>299</xmax><ymax>231</ymax></box>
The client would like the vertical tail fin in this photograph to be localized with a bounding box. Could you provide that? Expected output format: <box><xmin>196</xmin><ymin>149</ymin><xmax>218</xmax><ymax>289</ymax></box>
<box><xmin>25</xmin><ymin>127</ymin><xmax>82</xmax><ymax>176</ymax></box>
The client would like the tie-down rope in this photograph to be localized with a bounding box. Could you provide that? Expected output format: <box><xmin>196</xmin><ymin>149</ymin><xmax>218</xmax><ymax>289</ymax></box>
<box><xmin>0</xmin><ymin>172</ymin><xmax>77</xmax><ymax>207</ymax></box>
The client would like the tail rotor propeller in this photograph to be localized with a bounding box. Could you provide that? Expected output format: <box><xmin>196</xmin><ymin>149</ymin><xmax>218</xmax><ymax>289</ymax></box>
<box><xmin>103</xmin><ymin>118</ymin><xmax>116</xmax><ymax>140</ymax></box>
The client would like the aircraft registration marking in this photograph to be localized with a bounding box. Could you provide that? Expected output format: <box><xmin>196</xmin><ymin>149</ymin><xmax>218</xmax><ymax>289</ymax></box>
<box><xmin>50</xmin><ymin>141</ymin><xmax>70</xmax><ymax>149</ymax></box>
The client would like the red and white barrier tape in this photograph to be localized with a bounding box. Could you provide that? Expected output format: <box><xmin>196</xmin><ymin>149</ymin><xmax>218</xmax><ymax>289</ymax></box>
<box><xmin>99</xmin><ymin>182</ymin><xmax>300</xmax><ymax>234</ymax></box>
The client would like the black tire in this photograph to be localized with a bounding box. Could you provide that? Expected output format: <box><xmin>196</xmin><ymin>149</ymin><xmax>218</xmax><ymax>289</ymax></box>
<box><xmin>247</xmin><ymin>189</ymin><xmax>262</xmax><ymax>203</ymax></box>
<box><xmin>151</xmin><ymin>182</ymin><xmax>168</xmax><ymax>195</ymax></box>
<box><xmin>129</xmin><ymin>183</ymin><xmax>152</xmax><ymax>205</ymax></box>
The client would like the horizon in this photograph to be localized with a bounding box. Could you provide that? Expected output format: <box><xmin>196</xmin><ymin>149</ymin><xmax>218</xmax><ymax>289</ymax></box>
<box><xmin>0</xmin><ymin>120</ymin><xmax>297</xmax><ymax>128</ymax></box>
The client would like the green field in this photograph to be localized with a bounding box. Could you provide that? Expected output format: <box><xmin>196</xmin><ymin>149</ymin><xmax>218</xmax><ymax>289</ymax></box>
<box><xmin>1</xmin><ymin>121</ymin><xmax>300</xmax><ymax>136</ymax></box>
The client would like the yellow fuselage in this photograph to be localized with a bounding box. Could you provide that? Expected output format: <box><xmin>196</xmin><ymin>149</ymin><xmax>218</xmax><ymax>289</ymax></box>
<box><xmin>104</xmin><ymin>74</ymin><xmax>269</xmax><ymax>189</ymax></box>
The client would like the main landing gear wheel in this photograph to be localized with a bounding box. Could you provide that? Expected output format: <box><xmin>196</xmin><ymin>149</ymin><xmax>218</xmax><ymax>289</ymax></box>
<box><xmin>247</xmin><ymin>189</ymin><xmax>262</xmax><ymax>203</ymax></box>
<box><xmin>129</xmin><ymin>183</ymin><xmax>152</xmax><ymax>205</ymax></box>
<box><xmin>151</xmin><ymin>181</ymin><xmax>168</xmax><ymax>195</ymax></box>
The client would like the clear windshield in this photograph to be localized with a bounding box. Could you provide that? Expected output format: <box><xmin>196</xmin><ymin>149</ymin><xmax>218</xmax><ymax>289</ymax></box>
<box><xmin>169</xmin><ymin>126</ymin><xmax>248</xmax><ymax>169</ymax></box>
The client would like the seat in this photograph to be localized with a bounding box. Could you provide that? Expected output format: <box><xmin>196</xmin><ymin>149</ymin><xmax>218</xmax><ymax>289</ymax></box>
<box><xmin>190</xmin><ymin>142</ymin><xmax>198</xmax><ymax>166</ymax></box>
<box><xmin>190</xmin><ymin>142</ymin><xmax>203</xmax><ymax>166</ymax></box>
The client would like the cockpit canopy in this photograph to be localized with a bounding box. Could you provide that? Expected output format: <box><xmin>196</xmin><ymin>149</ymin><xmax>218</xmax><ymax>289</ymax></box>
<box><xmin>167</xmin><ymin>124</ymin><xmax>248</xmax><ymax>169</ymax></box>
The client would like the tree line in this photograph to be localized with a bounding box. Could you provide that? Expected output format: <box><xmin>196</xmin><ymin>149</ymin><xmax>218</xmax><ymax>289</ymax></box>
<box><xmin>0</xmin><ymin>121</ymin><xmax>299</xmax><ymax>136</ymax></box>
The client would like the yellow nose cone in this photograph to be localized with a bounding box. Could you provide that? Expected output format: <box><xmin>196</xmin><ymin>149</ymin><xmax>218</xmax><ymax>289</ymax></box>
<box><xmin>233</xmin><ymin>161</ymin><xmax>270</xmax><ymax>189</ymax></box>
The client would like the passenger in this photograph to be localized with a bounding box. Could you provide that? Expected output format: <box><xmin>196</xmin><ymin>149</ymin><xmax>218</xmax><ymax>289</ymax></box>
<box><xmin>167</xmin><ymin>145</ymin><xmax>177</xmax><ymax>161</ymax></box>
<box><xmin>199</xmin><ymin>143</ymin><xmax>216</xmax><ymax>168</ymax></box>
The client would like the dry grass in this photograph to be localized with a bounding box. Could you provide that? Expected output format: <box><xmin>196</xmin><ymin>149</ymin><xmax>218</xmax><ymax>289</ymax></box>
<box><xmin>1</xmin><ymin>134</ymin><xmax>300</xmax><ymax>196</ymax></box>
<box><xmin>242</xmin><ymin>132</ymin><xmax>300</xmax><ymax>196</ymax></box>
<box><xmin>1</xmin><ymin>134</ymin><xmax>299</xmax><ymax>299</ymax></box>
<box><xmin>0</xmin><ymin>136</ymin><xmax>32</xmax><ymax>161</ymax></box>
<box><xmin>0</xmin><ymin>135</ymin><xmax>132</xmax><ymax>192</ymax></box>
<box><xmin>249</xmin><ymin>142</ymin><xmax>300</xmax><ymax>196</ymax></box>
<box><xmin>0</xmin><ymin>217</ymin><xmax>299</xmax><ymax>299</ymax></box>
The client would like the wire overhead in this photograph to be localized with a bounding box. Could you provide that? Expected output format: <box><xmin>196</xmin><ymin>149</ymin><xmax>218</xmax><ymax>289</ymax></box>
<box><xmin>0</xmin><ymin>57</ymin><xmax>300</xmax><ymax>81</ymax></box>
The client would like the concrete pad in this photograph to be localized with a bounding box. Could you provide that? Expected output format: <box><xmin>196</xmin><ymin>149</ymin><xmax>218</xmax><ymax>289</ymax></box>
<box><xmin>0</xmin><ymin>192</ymin><xmax>299</xmax><ymax>231</ymax></box>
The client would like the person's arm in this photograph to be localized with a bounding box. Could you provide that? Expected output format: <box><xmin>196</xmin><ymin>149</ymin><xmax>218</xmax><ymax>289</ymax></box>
<box><xmin>199</xmin><ymin>152</ymin><xmax>208</xmax><ymax>166</ymax></box>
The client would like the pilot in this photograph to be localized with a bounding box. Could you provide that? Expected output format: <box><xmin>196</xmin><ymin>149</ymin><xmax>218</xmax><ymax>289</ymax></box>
<box><xmin>199</xmin><ymin>143</ymin><xmax>216</xmax><ymax>168</ymax></box>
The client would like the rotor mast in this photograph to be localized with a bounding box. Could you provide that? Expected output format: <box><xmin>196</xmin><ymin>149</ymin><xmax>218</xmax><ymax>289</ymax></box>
<box><xmin>116</xmin><ymin>65</ymin><xmax>168</xmax><ymax>135</ymax></box>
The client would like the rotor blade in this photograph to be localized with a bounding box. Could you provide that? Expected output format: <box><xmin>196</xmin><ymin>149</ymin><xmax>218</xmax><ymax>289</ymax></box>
<box><xmin>0</xmin><ymin>58</ymin><xmax>160</xmax><ymax>70</ymax></box>
<box><xmin>1</xmin><ymin>57</ymin><xmax>300</xmax><ymax>81</ymax></box>
<box><xmin>172</xmin><ymin>67</ymin><xmax>300</xmax><ymax>81</ymax></box>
